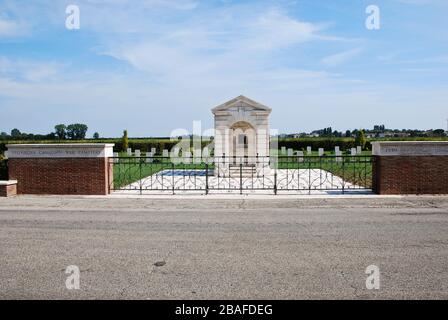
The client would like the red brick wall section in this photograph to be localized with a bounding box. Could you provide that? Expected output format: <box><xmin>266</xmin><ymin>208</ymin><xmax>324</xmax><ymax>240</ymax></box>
<box><xmin>373</xmin><ymin>155</ymin><xmax>448</xmax><ymax>195</ymax></box>
<box><xmin>8</xmin><ymin>158</ymin><xmax>112</xmax><ymax>195</ymax></box>
<box><xmin>0</xmin><ymin>184</ymin><xmax>17</xmax><ymax>197</ymax></box>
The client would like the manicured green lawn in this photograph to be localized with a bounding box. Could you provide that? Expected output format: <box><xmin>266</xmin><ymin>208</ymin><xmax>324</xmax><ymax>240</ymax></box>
<box><xmin>113</xmin><ymin>158</ymin><xmax>211</xmax><ymax>189</ymax></box>
<box><xmin>276</xmin><ymin>157</ymin><xmax>372</xmax><ymax>188</ymax></box>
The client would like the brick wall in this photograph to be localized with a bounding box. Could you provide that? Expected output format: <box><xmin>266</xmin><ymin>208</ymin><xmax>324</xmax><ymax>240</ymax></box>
<box><xmin>9</xmin><ymin>158</ymin><xmax>113</xmax><ymax>195</ymax></box>
<box><xmin>373</xmin><ymin>156</ymin><xmax>448</xmax><ymax>194</ymax></box>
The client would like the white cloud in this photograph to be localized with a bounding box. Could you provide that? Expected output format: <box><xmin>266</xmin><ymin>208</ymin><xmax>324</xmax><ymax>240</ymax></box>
<box><xmin>0</xmin><ymin>57</ymin><xmax>63</xmax><ymax>82</ymax></box>
<box><xmin>141</xmin><ymin>0</ymin><xmax>199</xmax><ymax>10</ymax></box>
<box><xmin>241</xmin><ymin>9</ymin><xmax>322</xmax><ymax>50</ymax></box>
<box><xmin>0</xmin><ymin>18</ymin><xmax>25</xmax><ymax>37</ymax></box>
<box><xmin>321</xmin><ymin>48</ymin><xmax>363</xmax><ymax>67</ymax></box>
<box><xmin>101</xmin><ymin>6</ymin><xmax>332</xmax><ymax>89</ymax></box>
<box><xmin>395</xmin><ymin>0</ymin><xmax>443</xmax><ymax>4</ymax></box>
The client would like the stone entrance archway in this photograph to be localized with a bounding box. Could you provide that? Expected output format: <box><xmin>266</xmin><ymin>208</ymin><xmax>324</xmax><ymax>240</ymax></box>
<box><xmin>230</xmin><ymin>121</ymin><xmax>255</xmax><ymax>162</ymax></box>
<box><xmin>212</xmin><ymin>95</ymin><xmax>271</xmax><ymax>175</ymax></box>
<box><xmin>212</xmin><ymin>95</ymin><xmax>271</xmax><ymax>159</ymax></box>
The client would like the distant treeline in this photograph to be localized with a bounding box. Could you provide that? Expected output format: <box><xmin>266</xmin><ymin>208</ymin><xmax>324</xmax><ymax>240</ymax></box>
<box><xmin>0</xmin><ymin>124</ymin><xmax>101</xmax><ymax>141</ymax></box>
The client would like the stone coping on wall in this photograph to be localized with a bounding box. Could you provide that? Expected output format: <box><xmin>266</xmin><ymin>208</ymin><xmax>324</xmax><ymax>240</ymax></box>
<box><xmin>0</xmin><ymin>180</ymin><xmax>17</xmax><ymax>186</ymax></box>
<box><xmin>372</xmin><ymin>141</ymin><xmax>448</xmax><ymax>156</ymax></box>
<box><xmin>5</xmin><ymin>143</ymin><xmax>115</xmax><ymax>159</ymax></box>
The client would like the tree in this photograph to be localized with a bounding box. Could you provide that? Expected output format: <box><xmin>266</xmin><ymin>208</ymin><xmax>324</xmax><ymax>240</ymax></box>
<box><xmin>122</xmin><ymin>130</ymin><xmax>129</xmax><ymax>152</ymax></box>
<box><xmin>54</xmin><ymin>124</ymin><xmax>67</xmax><ymax>139</ymax></box>
<box><xmin>11</xmin><ymin>128</ymin><xmax>21</xmax><ymax>138</ymax></box>
<box><xmin>432</xmin><ymin>129</ymin><xmax>446</xmax><ymax>137</ymax></box>
<box><xmin>355</xmin><ymin>129</ymin><xmax>367</xmax><ymax>150</ymax></box>
<box><xmin>93</xmin><ymin>132</ymin><xmax>100</xmax><ymax>139</ymax></box>
<box><xmin>345</xmin><ymin>130</ymin><xmax>351</xmax><ymax>137</ymax></box>
<box><xmin>66</xmin><ymin>123</ymin><xmax>88</xmax><ymax>140</ymax></box>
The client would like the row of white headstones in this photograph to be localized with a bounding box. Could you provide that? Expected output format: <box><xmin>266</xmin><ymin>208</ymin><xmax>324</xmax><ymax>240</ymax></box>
<box><xmin>113</xmin><ymin>146</ymin><xmax>364</xmax><ymax>164</ymax></box>
<box><xmin>280</xmin><ymin>146</ymin><xmax>363</xmax><ymax>157</ymax></box>
<box><xmin>114</xmin><ymin>147</ymin><xmax>211</xmax><ymax>159</ymax></box>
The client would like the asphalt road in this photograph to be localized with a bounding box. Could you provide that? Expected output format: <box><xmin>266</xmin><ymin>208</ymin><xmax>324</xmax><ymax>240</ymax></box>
<box><xmin>0</xmin><ymin>196</ymin><xmax>447</xmax><ymax>299</ymax></box>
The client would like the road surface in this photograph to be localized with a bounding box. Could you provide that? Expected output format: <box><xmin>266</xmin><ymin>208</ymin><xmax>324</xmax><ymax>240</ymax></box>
<box><xmin>0</xmin><ymin>196</ymin><xmax>447</xmax><ymax>299</ymax></box>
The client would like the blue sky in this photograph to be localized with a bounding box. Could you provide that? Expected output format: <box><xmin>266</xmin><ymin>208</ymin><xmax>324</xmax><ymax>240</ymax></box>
<box><xmin>0</xmin><ymin>0</ymin><xmax>447</xmax><ymax>137</ymax></box>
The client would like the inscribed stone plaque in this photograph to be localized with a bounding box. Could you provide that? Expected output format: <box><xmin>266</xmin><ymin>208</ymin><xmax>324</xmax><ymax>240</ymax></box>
<box><xmin>6</xmin><ymin>144</ymin><xmax>114</xmax><ymax>159</ymax></box>
<box><xmin>372</xmin><ymin>141</ymin><xmax>448</xmax><ymax>156</ymax></box>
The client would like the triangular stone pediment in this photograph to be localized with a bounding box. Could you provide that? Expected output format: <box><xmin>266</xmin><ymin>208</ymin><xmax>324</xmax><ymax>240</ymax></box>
<box><xmin>212</xmin><ymin>95</ymin><xmax>271</xmax><ymax>114</ymax></box>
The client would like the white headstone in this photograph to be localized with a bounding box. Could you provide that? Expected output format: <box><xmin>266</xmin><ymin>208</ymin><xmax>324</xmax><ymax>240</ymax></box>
<box><xmin>203</xmin><ymin>147</ymin><xmax>209</xmax><ymax>158</ymax></box>
<box><xmin>184</xmin><ymin>151</ymin><xmax>192</xmax><ymax>164</ymax></box>
<box><xmin>194</xmin><ymin>149</ymin><xmax>202</xmax><ymax>164</ymax></box>
<box><xmin>162</xmin><ymin>149</ymin><xmax>169</xmax><ymax>157</ymax></box>
<box><xmin>281</xmin><ymin>146</ymin><xmax>286</xmax><ymax>155</ymax></box>
<box><xmin>351</xmin><ymin>148</ymin><xmax>357</xmax><ymax>156</ymax></box>
<box><xmin>287</xmin><ymin>148</ymin><xmax>293</xmax><ymax>157</ymax></box>
<box><xmin>146</xmin><ymin>152</ymin><xmax>153</xmax><ymax>163</ymax></box>
<box><xmin>113</xmin><ymin>152</ymin><xmax>119</xmax><ymax>163</ymax></box>
<box><xmin>297</xmin><ymin>151</ymin><xmax>304</xmax><ymax>162</ymax></box>
<box><xmin>127</xmin><ymin>148</ymin><xmax>132</xmax><ymax>156</ymax></box>
<box><xmin>318</xmin><ymin>148</ymin><xmax>324</xmax><ymax>156</ymax></box>
<box><xmin>335</xmin><ymin>146</ymin><xmax>340</xmax><ymax>153</ymax></box>
<box><xmin>307</xmin><ymin>146</ymin><xmax>312</xmax><ymax>155</ymax></box>
<box><xmin>357</xmin><ymin>146</ymin><xmax>362</xmax><ymax>154</ymax></box>
<box><xmin>135</xmin><ymin>149</ymin><xmax>141</xmax><ymax>157</ymax></box>
<box><xmin>336</xmin><ymin>150</ymin><xmax>342</xmax><ymax>162</ymax></box>
<box><xmin>151</xmin><ymin>147</ymin><xmax>156</xmax><ymax>155</ymax></box>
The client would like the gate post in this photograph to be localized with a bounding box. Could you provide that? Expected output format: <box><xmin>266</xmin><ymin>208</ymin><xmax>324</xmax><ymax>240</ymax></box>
<box><xmin>274</xmin><ymin>169</ymin><xmax>277</xmax><ymax>195</ymax></box>
<box><xmin>172</xmin><ymin>162</ymin><xmax>175</xmax><ymax>195</ymax></box>
<box><xmin>239</xmin><ymin>162</ymin><xmax>243</xmax><ymax>195</ymax></box>
<box><xmin>139</xmin><ymin>156</ymin><xmax>142</xmax><ymax>195</ymax></box>
<box><xmin>342</xmin><ymin>156</ymin><xmax>345</xmax><ymax>194</ymax></box>
<box><xmin>205</xmin><ymin>163</ymin><xmax>209</xmax><ymax>195</ymax></box>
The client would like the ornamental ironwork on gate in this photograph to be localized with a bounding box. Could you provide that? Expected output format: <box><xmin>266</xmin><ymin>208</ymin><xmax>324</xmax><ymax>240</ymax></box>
<box><xmin>109</xmin><ymin>155</ymin><xmax>372</xmax><ymax>195</ymax></box>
